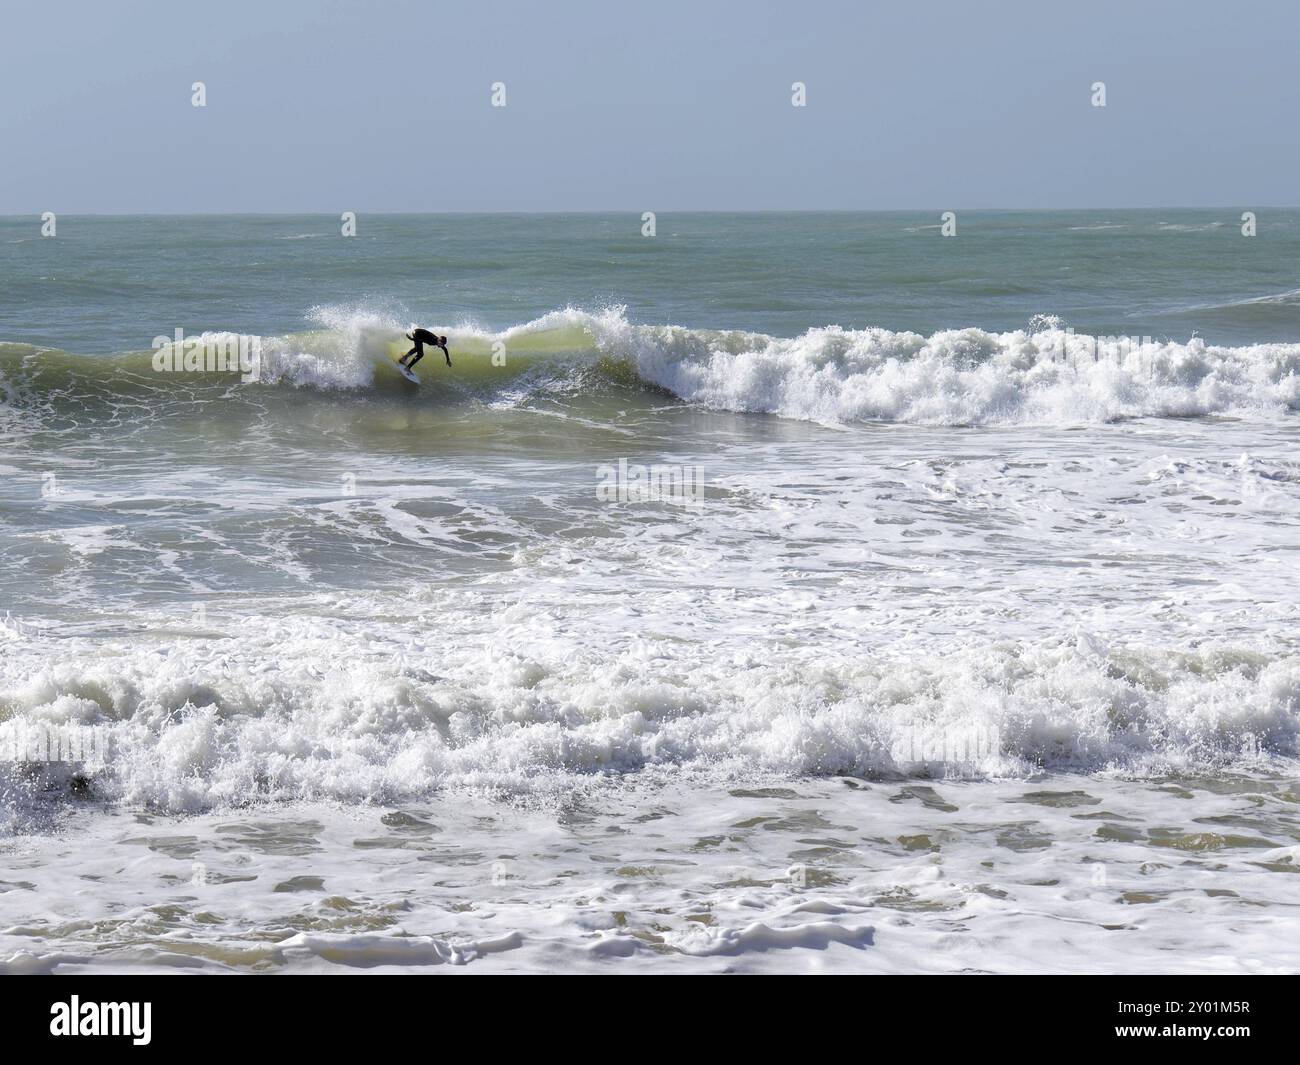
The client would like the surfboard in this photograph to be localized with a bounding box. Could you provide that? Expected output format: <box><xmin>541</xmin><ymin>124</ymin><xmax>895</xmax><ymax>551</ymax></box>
<box><xmin>390</xmin><ymin>347</ymin><xmax>421</xmax><ymax>383</ymax></box>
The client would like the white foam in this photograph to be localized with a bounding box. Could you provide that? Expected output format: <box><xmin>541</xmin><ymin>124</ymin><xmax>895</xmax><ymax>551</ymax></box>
<box><xmin>3</xmin><ymin>773</ymin><xmax>1298</xmax><ymax>973</ymax></box>
<box><xmin>599</xmin><ymin>320</ymin><xmax>1300</xmax><ymax>426</ymax></box>
<box><xmin>1</xmin><ymin>609</ymin><xmax>1295</xmax><ymax>816</ymax></box>
<box><xmin>175</xmin><ymin>306</ymin><xmax>1300</xmax><ymax>428</ymax></box>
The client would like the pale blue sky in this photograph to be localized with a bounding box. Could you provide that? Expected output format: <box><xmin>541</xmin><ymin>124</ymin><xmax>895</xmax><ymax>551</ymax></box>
<box><xmin>3</xmin><ymin>0</ymin><xmax>1296</xmax><ymax>212</ymax></box>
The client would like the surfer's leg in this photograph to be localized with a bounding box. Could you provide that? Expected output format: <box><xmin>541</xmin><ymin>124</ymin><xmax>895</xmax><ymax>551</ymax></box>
<box><xmin>407</xmin><ymin>347</ymin><xmax>425</xmax><ymax>368</ymax></box>
<box><xmin>400</xmin><ymin>345</ymin><xmax>418</xmax><ymax>366</ymax></box>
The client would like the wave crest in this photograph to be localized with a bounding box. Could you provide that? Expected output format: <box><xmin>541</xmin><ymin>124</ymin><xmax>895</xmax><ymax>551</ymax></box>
<box><xmin>5</xmin><ymin>306</ymin><xmax>1300</xmax><ymax>425</ymax></box>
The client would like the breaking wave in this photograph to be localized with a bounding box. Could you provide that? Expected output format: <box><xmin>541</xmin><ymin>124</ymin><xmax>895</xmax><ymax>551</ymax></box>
<box><xmin>3</xmin><ymin>305</ymin><xmax>1300</xmax><ymax>426</ymax></box>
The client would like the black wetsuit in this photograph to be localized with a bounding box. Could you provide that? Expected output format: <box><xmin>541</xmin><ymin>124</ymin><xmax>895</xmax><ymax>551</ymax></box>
<box><xmin>402</xmin><ymin>328</ymin><xmax>450</xmax><ymax>369</ymax></box>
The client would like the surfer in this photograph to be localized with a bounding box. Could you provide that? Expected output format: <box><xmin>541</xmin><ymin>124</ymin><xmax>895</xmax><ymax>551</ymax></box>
<box><xmin>400</xmin><ymin>328</ymin><xmax>450</xmax><ymax>370</ymax></box>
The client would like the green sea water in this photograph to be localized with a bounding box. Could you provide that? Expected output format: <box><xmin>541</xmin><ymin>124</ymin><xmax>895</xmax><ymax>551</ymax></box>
<box><xmin>2</xmin><ymin>211</ymin><xmax>1299</xmax><ymax>973</ymax></box>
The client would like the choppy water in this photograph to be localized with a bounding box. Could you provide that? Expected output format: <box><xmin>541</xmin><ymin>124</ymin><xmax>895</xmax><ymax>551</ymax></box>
<box><xmin>1</xmin><ymin>212</ymin><xmax>1299</xmax><ymax>972</ymax></box>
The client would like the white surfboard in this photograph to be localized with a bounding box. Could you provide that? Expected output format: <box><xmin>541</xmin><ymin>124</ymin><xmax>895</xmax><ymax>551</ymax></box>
<box><xmin>391</xmin><ymin>347</ymin><xmax>421</xmax><ymax>383</ymax></box>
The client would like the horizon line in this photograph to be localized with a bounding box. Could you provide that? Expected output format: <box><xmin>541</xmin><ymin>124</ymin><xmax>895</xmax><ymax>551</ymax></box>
<box><xmin>1</xmin><ymin>205</ymin><xmax>1294</xmax><ymax>218</ymax></box>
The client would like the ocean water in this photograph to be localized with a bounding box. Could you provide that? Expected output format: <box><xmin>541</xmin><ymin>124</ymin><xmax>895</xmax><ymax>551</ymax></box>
<box><xmin>1</xmin><ymin>211</ymin><xmax>1299</xmax><ymax>973</ymax></box>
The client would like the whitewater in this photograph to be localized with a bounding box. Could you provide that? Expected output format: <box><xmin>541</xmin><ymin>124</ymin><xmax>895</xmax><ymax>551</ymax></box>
<box><xmin>8</xmin><ymin>304</ymin><xmax>1300</xmax><ymax>424</ymax></box>
<box><xmin>2</xmin><ymin>212</ymin><xmax>1299</xmax><ymax>973</ymax></box>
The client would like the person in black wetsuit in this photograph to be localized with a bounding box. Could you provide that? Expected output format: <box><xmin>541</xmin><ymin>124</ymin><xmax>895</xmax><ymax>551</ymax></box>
<box><xmin>401</xmin><ymin>328</ymin><xmax>450</xmax><ymax>370</ymax></box>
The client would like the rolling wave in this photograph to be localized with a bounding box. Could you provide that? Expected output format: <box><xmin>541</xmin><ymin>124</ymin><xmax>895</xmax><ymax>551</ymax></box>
<box><xmin>3</xmin><ymin>620</ymin><xmax>1295</xmax><ymax>814</ymax></box>
<box><xmin>4</xmin><ymin>305</ymin><xmax>1300</xmax><ymax>426</ymax></box>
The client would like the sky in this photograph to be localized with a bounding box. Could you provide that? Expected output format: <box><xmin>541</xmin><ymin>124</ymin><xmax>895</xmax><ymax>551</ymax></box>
<box><xmin>2</xmin><ymin>0</ymin><xmax>1297</xmax><ymax>212</ymax></box>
